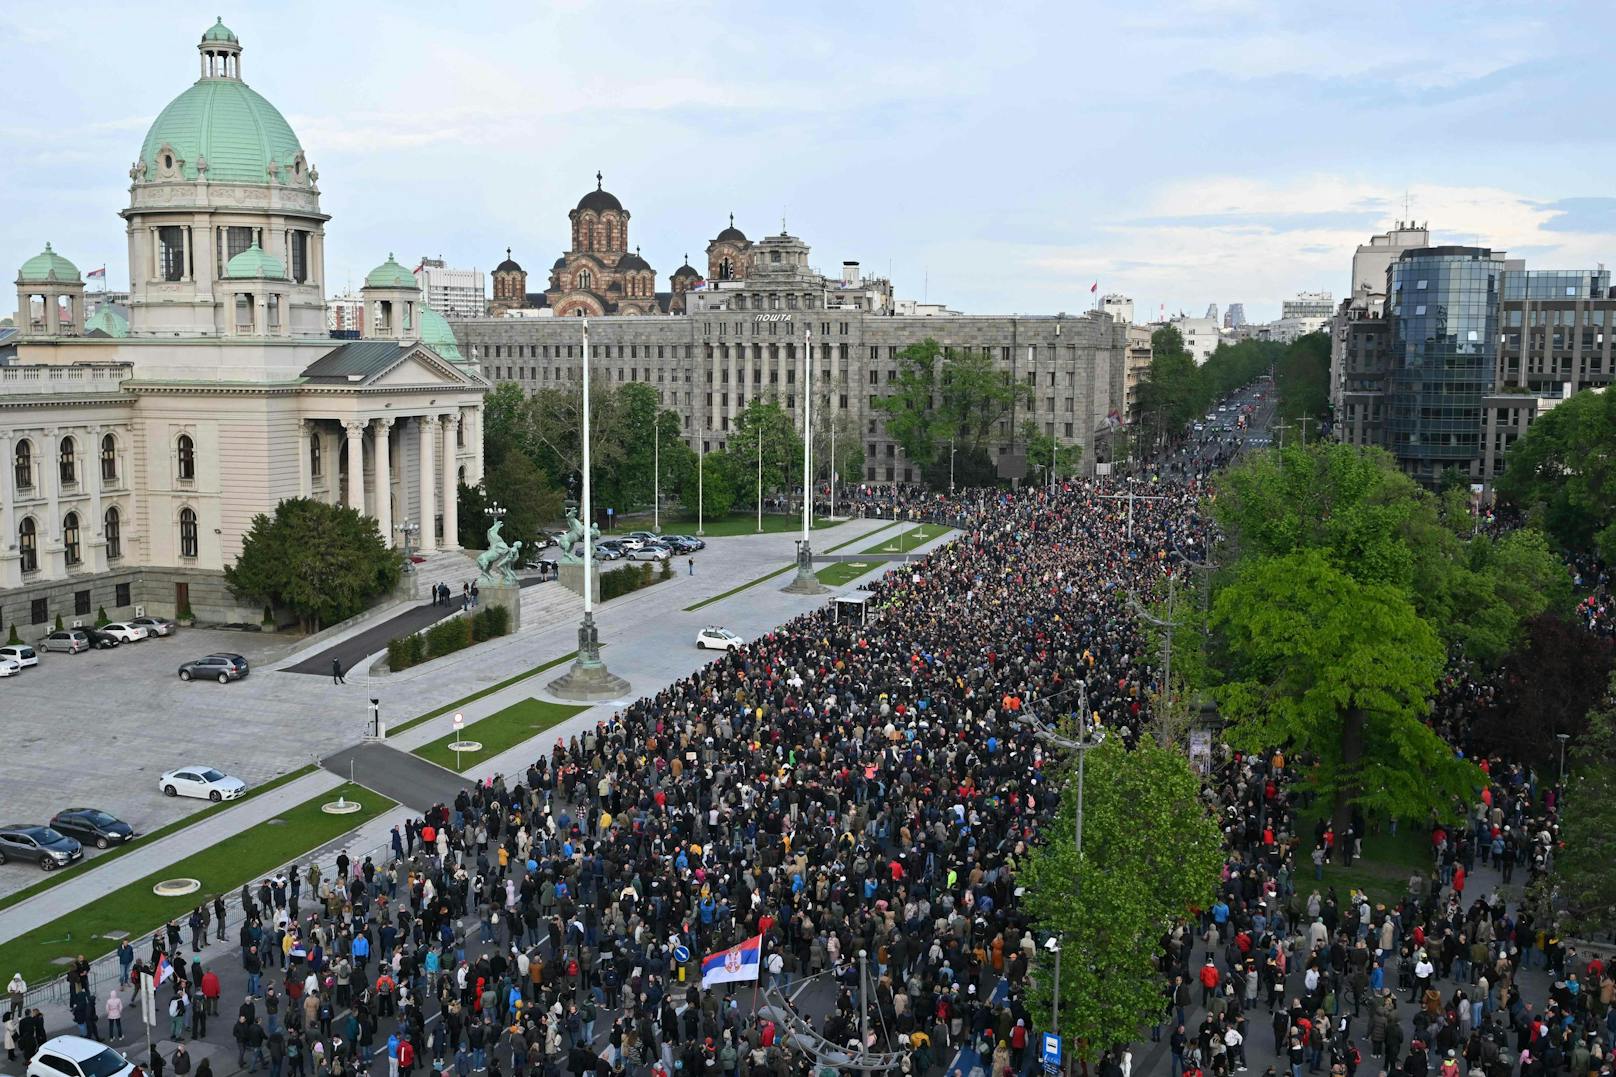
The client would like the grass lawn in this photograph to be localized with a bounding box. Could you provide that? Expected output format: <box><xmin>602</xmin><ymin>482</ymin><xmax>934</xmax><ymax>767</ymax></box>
<box><xmin>0</xmin><ymin>782</ymin><xmax>391</xmax><ymax>987</ymax></box>
<box><xmin>603</xmin><ymin>513</ymin><xmax>841</xmax><ymax>538</ymax></box>
<box><xmin>0</xmin><ymin>763</ymin><xmax>317</xmax><ymax>915</ymax></box>
<box><xmin>814</xmin><ymin>523</ymin><xmax>954</xmax><ymax>586</ymax></box>
<box><xmin>1295</xmin><ymin>805</ymin><xmax>1434</xmax><ymax>907</ymax></box>
<box><xmin>388</xmin><ymin>651</ymin><xmax>578</xmax><ymax>737</ymax></box>
<box><xmin>414</xmin><ymin>698</ymin><xmax>586</xmax><ymax>772</ymax></box>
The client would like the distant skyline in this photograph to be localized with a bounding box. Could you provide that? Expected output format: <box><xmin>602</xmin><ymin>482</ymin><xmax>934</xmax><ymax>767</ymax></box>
<box><xmin>6</xmin><ymin>1</ymin><xmax>1616</xmax><ymax>322</ymax></box>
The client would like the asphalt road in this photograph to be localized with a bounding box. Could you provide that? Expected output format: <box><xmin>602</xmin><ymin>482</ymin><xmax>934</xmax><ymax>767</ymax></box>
<box><xmin>318</xmin><ymin>742</ymin><xmax>466</xmax><ymax>810</ymax></box>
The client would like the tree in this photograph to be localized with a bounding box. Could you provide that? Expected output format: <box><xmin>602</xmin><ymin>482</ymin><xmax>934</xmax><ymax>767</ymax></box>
<box><xmin>1272</xmin><ymin>331</ymin><xmax>1330</xmax><ymax>424</ymax></box>
<box><xmin>225</xmin><ymin>498</ymin><xmax>401</xmax><ymax>631</ymax></box>
<box><xmin>727</xmin><ymin>400</ymin><xmax>802</xmax><ymax>510</ymax></box>
<box><xmin>479</xmin><ymin>382</ymin><xmax>537</xmax><ymax>473</ymax></box>
<box><xmin>1019</xmin><ymin>420</ymin><xmax>1084</xmax><ymax>485</ymax></box>
<box><xmin>1496</xmin><ymin>387</ymin><xmax>1616</xmax><ymax>563</ymax></box>
<box><xmin>873</xmin><ymin>338</ymin><xmax>1032</xmax><ymax>470</ymax></box>
<box><xmin>872</xmin><ymin>339</ymin><xmax>944</xmax><ymax>466</ymax></box>
<box><xmin>482</xmin><ymin>452</ymin><xmax>564</xmax><ymax>558</ymax></box>
<box><xmin>528</xmin><ymin>379</ymin><xmax>629</xmax><ymax>515</ymax></box>
<box><xmin>1555</xmin><ymin>673</ymin><xmax>1616</xmax><ymax>935</ymax></box>
<box><xmin>457</xmin><ymin>481</ymin><xmax>489</xmax><ymax>548</ymax></box>
<box><xmin>811</xmin><ymin>409</ymin><xmax>865</xmax><ymax>491</ymax></box>
<box><xmin>1469</xmin><ymin>614</ymin><xmax>1616</xmax><ymax>766</ymax></box>
<box><xmin>1212</xmin><ymin>549</ymin><xmax>1480</xmax><ymax>857</ymax></box>
<box><xmin>938</xmin><ymin>347</ymin><xmax>1030</xmax><ymax>452</ymax></box>
<box><xmin>1134</xmin><ymin>350</ymin><xmax>1201</xmax><ymax>442</ymax></box>
<box><xmin>690</xmin><ymin>451</ymin><xmax>738</xmax><ymax>518</ymax></box>
<box><xmin>1021</xmin><ymin>736</ymin><xmax>1223</xmax><ymax>1059</ymax></box>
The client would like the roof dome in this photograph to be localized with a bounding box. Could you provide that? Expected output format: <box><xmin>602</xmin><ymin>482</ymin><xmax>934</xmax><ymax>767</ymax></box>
<box><xmin>201</xmin><ymin>17</ymin><xmax>238</xmax><ymax>43</ymax></box>
<box><xmin>417</xmin><ymin>305</ymin><xmax>464</xmax><ymax>362</ymax></box>
<box><xmin>672</xmin><ymin>257</ymin><xmax>701</xmax><ymax>280</ymax></box>
<box><xmin>223</xmin><ymin>242</ymin><xmax>286</xmax><ymax>279</ymax></box>
<box><xmin>576</xmin><ymin>171</ymin><xmax>623</xmax><ymax>214</ymax></box>
<box><xmin>86</xmin><ymin>306</ymin><xmax>130</xmax><ymax>338</ymax></box>
<box><xmin>715</xmin><ymin>214</ymin><xmax>747</xmax><ymax>243</ymax></box>
<box><xmin>364</xmin><ymin>253</ymin><xmax>417</xmax><ymax>290</ymax></box>
<box><xmin>139</xmin><ymin>31</ymin><xmax>306</xmax><ymax>186</ymax></box>
<box><xmin>18</xmin><ymin>243</ymin><xmax>81</xmax><ymax>283</ymax></box>
<box><xmin>616</xmin><ymin>248</ymin><xmax>651</xmax><ymax>272</ymax></box>
<box><xmin>495</xmin><ymin>247</ymin><xmax>523</xmax><ymax>274</ymax></box>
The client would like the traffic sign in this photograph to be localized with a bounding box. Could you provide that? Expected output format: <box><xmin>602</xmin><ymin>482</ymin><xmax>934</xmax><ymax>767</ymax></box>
<box><xmin>1042</xmin><ymin>1033</ymin><xmax>1062</xmax><ymax>1070</ymax></box>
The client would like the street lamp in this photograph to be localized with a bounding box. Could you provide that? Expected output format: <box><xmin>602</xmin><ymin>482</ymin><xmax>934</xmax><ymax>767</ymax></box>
<box><xmin>949</xmin><ymin>438</ymin><xmax>957</xmax><ymax>496</ymax></box>
<box><xmin>652</xmin><ymin>419</ymin><xmax>661</xmax><ymax>534</ymax></box>
<box><xmin>1556</xmin><ymin>732</ymin><xmax>1570</xmax><ymax>783</ymax></box>
<box><xmin>395</xmin><ymin>520</ymin><xmax>420</xmax><ymax>571</ymax></box>
<box><xmin>485</xmin><ymin>501</ymin><xmax>506</xmax><ymax>521</ymax></box>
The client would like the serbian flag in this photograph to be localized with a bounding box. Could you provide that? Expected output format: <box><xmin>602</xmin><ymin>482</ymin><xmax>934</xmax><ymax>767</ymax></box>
<box><xmin>1090</xmin><ymin>282</ymin><xmax>1098</xmax><ymax>294</ymax></box>
<box><xmin>86</xmin><ymin>266</ymin><xmax>107</xmax><ymax>281</ymax></box>
<box><xmin>701</xmin><ymin>934</ymin><xmax>762</xmax><ymax>988</ymax></box>
<box><xmin>153</xmin><ymin>954</ymin><xmax>173</xmax><ymax>987</ymax></box>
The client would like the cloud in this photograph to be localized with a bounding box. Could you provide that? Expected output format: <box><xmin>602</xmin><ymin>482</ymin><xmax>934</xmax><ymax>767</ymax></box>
<box><xmin>1534</xmin><ymin>197</ymin><xmax>1616</xmax><ymax>235</ymax></box>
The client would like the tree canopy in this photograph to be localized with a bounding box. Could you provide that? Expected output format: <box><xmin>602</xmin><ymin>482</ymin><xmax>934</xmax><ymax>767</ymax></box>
<box><xmin>1556</xmin><ymin>673</ymin><xmax>1616</xmax><ymax>936</ymax></box>
<box><xmin>1495</xmin><ymin>386</ymin><xmax>1616</xmax><ymax>563</ymax></box>
<box><xmin>872</xmin><ymin>338</ymin><xmax>1031</xmax><ymax>477</ymax></box>
<box><xmin>225</xmin><ymin>498</ymin><xmax>401</xmax><ymax>631</ymax></box>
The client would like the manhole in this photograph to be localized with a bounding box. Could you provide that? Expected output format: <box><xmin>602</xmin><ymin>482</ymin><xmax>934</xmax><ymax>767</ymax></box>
<box><xmin>153</xmin><ymin>878</ymin><xmax>201</xmax><ymax>897</ymax></box>
<box><xmin>322</xmin><ymin>798</ymin><xmax>362</xmax><ymax>815</ymax></box>
<box><xmin>446</xmin><ymin>740</ymin><xmax>482</xmax><ymax>752</ymax></box>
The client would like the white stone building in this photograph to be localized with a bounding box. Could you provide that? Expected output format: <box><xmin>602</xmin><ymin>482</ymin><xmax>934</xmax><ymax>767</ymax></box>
<box><xmin>2</xmin><ymin>20</ymin><xmax>486</xmax><ymax>627</ymax></box>
<box><xmin>414</xmin><ymin>257</ymin><xmax>486</xmax><ymax>320</ymax></box>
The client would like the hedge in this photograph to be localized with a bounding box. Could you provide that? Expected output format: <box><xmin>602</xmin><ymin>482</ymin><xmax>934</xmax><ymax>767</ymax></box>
<box><xmin>599</xmin><ymin>561</ymin><xmax>661</xmax><ymax>601</ymax></box>
<box><xmin>386</xmin><ymin>605</ymin><xmax>511</xmax><ymax>672</ymax></box>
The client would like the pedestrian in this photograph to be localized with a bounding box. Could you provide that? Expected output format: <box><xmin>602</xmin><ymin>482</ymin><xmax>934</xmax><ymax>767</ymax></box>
<box><xmin>470</xmin><ymin>582</ymin><xmax>479</xmax><ymax>608</ymax></box>
<box><xmin>687</xmin><ymin>558</ymin><xmax>694</xmax><ymax>575</ymax></box>
<box><xmin>171</xmin><ymin>1044</ymin><xmax>191</xmax><ymax>1077</ymax></box>
<box><xmin>331</xmin><ymin>658</ymin><xmax>345</xmax><ymax>685</ymax></box>
<box><xmin>149</xmin><ymin>1044</ymin><xmax>166</xmax><ymax>1077</ymax></box>
<box><xmin>6</xmin><ymin>974</ymin><xmax>23</xmax><ymax>1017</ymax></box>
<box><xmin>461</xmin><ymin>583</ymin><xmax>470</xmax><ymax>610</ymax></box>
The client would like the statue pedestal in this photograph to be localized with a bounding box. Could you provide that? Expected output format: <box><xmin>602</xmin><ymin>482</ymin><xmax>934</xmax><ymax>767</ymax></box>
<box><xmin>781</xmin><ymin>539</ymin><xmax>829</xmax><ymax>595</ymax></box>
<box><xmin>558</xmin><ymin>562</ymin><xmax>600</xmax><ymax>604</ymax></box>
<box><xmin>547</xmin><ymin>612</ymin><xmax>630</xmax><ymax>702</ymax></box>
<box><xmin>479</xmin><ymin>580</ymin><xmax>521</xmax><ymax>631</ymax></box>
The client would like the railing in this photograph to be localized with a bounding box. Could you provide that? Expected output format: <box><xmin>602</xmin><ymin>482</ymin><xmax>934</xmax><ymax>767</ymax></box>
<box><xmin>0</xmin><ymin>364</ymin><xmax>133</xmax><ymax>395</ymax></box>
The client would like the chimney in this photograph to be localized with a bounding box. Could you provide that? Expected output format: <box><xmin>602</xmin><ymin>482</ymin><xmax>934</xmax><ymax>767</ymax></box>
<box><xmin>842</xmin><ymin>261</ymin><xmax>860</xmax><ymax>286</ymax></box>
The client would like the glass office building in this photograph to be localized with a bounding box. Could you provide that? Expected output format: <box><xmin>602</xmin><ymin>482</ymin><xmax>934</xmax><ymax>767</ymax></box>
<box><xmin>1385</xmin><ymin>246</ymin><xmax>1505</xmax><ymax>483</ymax></box>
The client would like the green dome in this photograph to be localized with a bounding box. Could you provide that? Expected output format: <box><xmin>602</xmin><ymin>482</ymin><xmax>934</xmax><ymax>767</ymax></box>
<box><xmin>201</xmin><ymin>17</ymin><xmax>238</xmax><ymax>43</ymax></box>
<box><xmin>417</xmin><ymin>305</ymin><xmax>463</xmax><ymax>362</ymax></box>
<box><xmin>18</xmin><ymin>243</ymin><xmax>81</xmax><ymax>283</ymax></box>
<box><xmin>365</xmin><ymin>254</ymin><xmax>417</xmax><ymax>290</ymax></box>
<box><xmin>140</xmin><ymin>77</ymin><xmax>304</xmax><ymax>185</ymax></box>
<box><xmin>224</xmin><ymin>242</ymin><xmax>286</xmax><ymax>279</ymax></box>
<box><xmin>86</xmin><ymin>307</ymin><xmax>129</xmax><ymax>338</ymax></box>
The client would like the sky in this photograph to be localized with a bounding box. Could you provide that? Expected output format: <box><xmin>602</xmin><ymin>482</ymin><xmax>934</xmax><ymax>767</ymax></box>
<box><xmin>6</xmin><ymin>0</ymin><xmax>1616</xmax><ymax>322</ymax></box>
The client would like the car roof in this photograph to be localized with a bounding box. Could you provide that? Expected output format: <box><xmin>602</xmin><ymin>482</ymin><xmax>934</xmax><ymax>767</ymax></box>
<box><xmin>40</xmin><ymin>1035</ymin><xmax>116</xmax><ymax>1061</ymax></box>
<box><xmin>205</xmin><ymin>652</ymin><xmax>245</xmax><ymax>660</ymax></box>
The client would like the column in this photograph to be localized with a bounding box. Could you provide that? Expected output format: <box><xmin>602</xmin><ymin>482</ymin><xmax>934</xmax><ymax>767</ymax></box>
<box><xmin>440</xmin><ymin>413</ymin><xmax>459</xmax><ymax>550</ymax></box>
<box><xmin>417</xmin><ymin>416</ymin><xmax>438</xmax><ymax>551</ymax></box>
<box><xmin>0</xmin><ymin>433</ymin><xmax>12</xmax><ymax>579</ymax></box>
<box><xmin>88</xmin><ymin>425</ymin><xmax>105</xmax><ymax>572</ymax></box>
<box><xmin>709</xmin><ymin>346</ymin><xmax>720</xmax><ymax>430</ymax></box>
<box><xmin>726</xmin><ymin>345</ymin><xmax>737</xmax><ymax>429</ymax></box>
<box><xmin>44</xmin><ymin>427</ymin><xmax>62</xmax><ymax>576</ymax></box>
<box><xmin>343</xmin><ymin>420</ymin><xmax>366</xmax><ymax>513</ymax></box>
<box><xmin>296</xmin><ymin>420</ymin><xmax>312</xmax><ymax>499</ymax></box>
<box><xmin>467</xmin><ymin>406</ymin><xmax>485</xmax><ymax>485</ymax></box>
<box><xmin>372</xmin><ymin>417</ymin><xmax>394</xmax><ymax>545</ymax></box>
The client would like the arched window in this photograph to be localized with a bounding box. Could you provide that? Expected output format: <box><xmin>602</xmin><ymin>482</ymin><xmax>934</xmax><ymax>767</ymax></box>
<box><xmin>104</xmin><ymin>506</ymin><xmax>121</xmax><ymax>560</ymax></box>
<box><xmin>577</xmin><ymin>269</ymin><xmax>593</xmax><ymax>291</ymax></box>
<box><xmin>100</xmin><ymin>433</ymin><xmax>118</xmax><ymax>484</ymax></box>
<box><xmin>719</xmin><ymin>258</ymin><xmax>734</xmax><ymax>281</ymax></box>
<box><xmin>176</xmin><ymin>434</ymin><xmax>195</xmax><ymax>481</ymax></box>
<box><xmin>179</xmin><ymin>507</ymin><xmax>199</xmax><ymax>558</ymax></box>
<box><xmin>18</xmin><ymin>517</ymin><xmax>37</xmax><ymax>573</ymax></box>
<box><xmin>59</xmin><ymin>436</ymin><xmax>76</xmax><ymax>485</ymax></box>
<box><xmin>63</xmin><ymin>511</ymin><xmax>81</xmax><ymax>566</ymax></box>
<box><xmin>310</xmin><ymin>433</ymin><xmax>322</xmax><ymax>478</ymax></box>
<box><xmin>14</xmin><ymin>439</ymin><xmax>32</xmax><ymax>491</ymax></box>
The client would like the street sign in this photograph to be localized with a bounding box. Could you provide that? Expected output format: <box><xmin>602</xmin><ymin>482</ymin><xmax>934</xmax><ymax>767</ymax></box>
<box><xmin>1042</xmin><ymin>1033</ymin><xmax>1062</xmax><ymax>1071</ymax></box>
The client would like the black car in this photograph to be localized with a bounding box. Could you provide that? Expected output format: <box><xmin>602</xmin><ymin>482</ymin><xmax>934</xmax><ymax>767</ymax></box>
<box><xmin>83</xmin><ymin>628</ymin><xmax>121</xmax><ymax>651</ymax></box>
<box><xmin>0</xmin><ymin>824</ymin><xmax>83</xmax><ymax>871</ymax></box>
<box><xmin>49</xmin><ymin>808</ymin><xmax>135</xmax><ymax>850</ymax></box>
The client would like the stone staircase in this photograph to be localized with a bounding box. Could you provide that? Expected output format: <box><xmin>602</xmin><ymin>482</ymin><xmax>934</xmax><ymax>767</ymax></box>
<box><xmin>407</xmin><ymin>546</ymin><xmax>482</xmax><ymax>599</ymax></box>
<box><xmin>519</xmin><ymin>579</ymin><xmax>583</xmax><ymax>632</ymax></box>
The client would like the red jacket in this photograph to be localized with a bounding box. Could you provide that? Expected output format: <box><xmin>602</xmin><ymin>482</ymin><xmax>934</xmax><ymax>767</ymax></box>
<box><xmin>1200</xmin><ymin>964</ymin><xmax>1220</xmax><ymax>989</ymax></box>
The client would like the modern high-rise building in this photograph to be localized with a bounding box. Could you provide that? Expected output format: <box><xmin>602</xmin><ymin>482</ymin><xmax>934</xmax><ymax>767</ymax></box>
<box><xmin>414</xmin><ymin>257</ymin><xmax>486</xmax><ymax>320</ymax></box>
<box><xmin>1332</xmin><ymin>223</ymin><xmax>1432</xmax><ymax>415</ymax></box>
<box><xmin>1223</xmin><ymin>303</ymin><xmax>1246</xmax><ymax>329</ymax></box>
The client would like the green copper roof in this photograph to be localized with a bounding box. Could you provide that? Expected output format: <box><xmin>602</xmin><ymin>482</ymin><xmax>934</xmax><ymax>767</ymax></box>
<box><xmin>365</xmin><ymin>254</ymin><xmax>417</xmax><ymax>290</ymax></box>
<box><xmin>86</xmin><ymin>307</ymin><xmax>130</xmax><ymax>338</ymax></box>
<box><xmin>417</xmin><ymin>304</ymin><xmax>463</xmax><ymax>362</ymax></box>
<box><xmin>140</xmin><ymin>77</ymin><xmax>304</xmax><ymax>185</ymax></box>
<box><xmin>201</xmin><ymin>17</ymin><xmax>238</xmax><ymax>43</ymax></box>
<box><xmin>223</xmin><ymin>242</ymin><xmax>286</xmax><ymax>279</ymax></box>
<box><xmin>18</xmin><ymin>243</ymin><xmax>81</xmax><ymax>283</ymax></box>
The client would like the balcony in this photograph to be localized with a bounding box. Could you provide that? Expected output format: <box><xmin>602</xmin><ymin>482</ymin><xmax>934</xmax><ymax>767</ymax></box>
<box><xmin>0</xmin><ymin>364</ymin><xmax>133</xmax><ymax>396</ymax></box>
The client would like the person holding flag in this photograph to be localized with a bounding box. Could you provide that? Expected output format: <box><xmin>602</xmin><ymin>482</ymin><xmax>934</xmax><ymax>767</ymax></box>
<box><xmin>700</xmin><ymin>934</ymin><xmax>762</xmax><ymax>990</ymax></box>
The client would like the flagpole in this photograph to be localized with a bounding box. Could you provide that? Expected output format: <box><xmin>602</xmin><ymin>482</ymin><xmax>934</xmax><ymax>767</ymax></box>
<box><xmin>749</xmin><ymin>931</ymin><xmax>768</xmax><ymax>1027</ymax></box>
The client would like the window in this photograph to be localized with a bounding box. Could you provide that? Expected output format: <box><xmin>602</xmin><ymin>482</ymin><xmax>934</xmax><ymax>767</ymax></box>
<box><xmin>105</xmin><ymin>506</ymin><xmax>121</xmax><ymax>560</ymax></box>
<box><xmin>219</xmin><ymin>226</ymin><xmax>254</xmax><ymax>278</ymax></box>
<box><xmin>115</xmin><ymin>582</ymin><xmax>130</xmax><ymax>607</ymax></box>
<box><xmin>18</xmin><ymin>517</ymin><xmax>37</xmax><ymax>573</ymax></box>
<box><xmin>310</xmin><ymin>434</ymin><xmax>322</xmax><ymax>477</ymax></box>
<box><xmin>100</xmin><ymin>433</ymin><xmax>117</xmax><ymax>484</ymax></box>
<box><xmin>14</xmin><ymin>439</ymin><xmax>32</xmax><ymax>490</ymax></box>
<box><xmin>158</xmin><ymin>226</ymin><xmax>185</xmax><ymax>282</ymax></box>
<box><xmin>577</xmin><ymin>269</ymin><xmax>593</xmax><ymax>290</ymax></box>
<box><xmin>74</xmin><ymin>589</ymin><xmax>90</xmax><ymax>616</ymax></box>
<box><xmin>63</xmin><ymin>511</ymin><xmax>81</xmax><ymax>565</ymax></box>
<box><xmin>59</xmin><ymin>436</ymin><xmax>76</xmax><ymax>485</ymax></box>
<box><xmin>30</xmin><ymin>598</ymin><xmax>46</xmax><ymax>625</ymax></box>
<box><xmin>179</xmin><ymin>507</ymin><xmax>199</xmax><ymax>558</ymax></box>
<box><xmin>289</xmin><ymin>230</ymin><xmax>308</xmax><ymax>283</ymax></box>
<box><xmin>176</xmin><ymin>434</ymin><xmax>195</xmax><ymax>481</ymax></box>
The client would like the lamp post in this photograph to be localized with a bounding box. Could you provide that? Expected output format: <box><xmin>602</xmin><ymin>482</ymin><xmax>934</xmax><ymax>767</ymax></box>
<box><xmin>1556</xmin><ymin>732</ymin><xmax>1570</xmax><ymax>783</ymax></box>
<box><xmin>453</xmin><ymin>712</ymin><xmax>464</xmax><ymax>771</ymax></box>
<box><xmin>784</xmin><ymin>325</ymin><xmax>828</xmax><ymax>593</ymax></box>
<box><xmin>485</xmin><ymin>501</ymin><xmax>505</xmax><ymax>522</ymax></box>
<box><xmin>697</xmin><ymin>444</ymin><xmax>704</xmax><ymax>537</ymax></box>
<box><xmin>949</xmin><ymin>438</ymin><xmax>957</xmax><ymax>496</ymax></box>
<box><xmin>395</xmin><ymin>520</ymin><xmax>419</xmax><ymax>570</ymax></box>
<box><xmin>653</xmin><ymin>419</ymin><xmax>660</xmax><ymax>534</ymax></box>
<box><xmin>756</xmin><ymin>423</ymin><xmax>763</xmax><ymax>533</ymax></box>
<box><xmin>549</xmin><ymin>318</ymin><xmax>630</xmax><ymax>701</ymax></box>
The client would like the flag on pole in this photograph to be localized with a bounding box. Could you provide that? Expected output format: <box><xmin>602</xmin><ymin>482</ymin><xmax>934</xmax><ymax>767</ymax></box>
<box><xmin>86</xmin><ymin>266</ymin><xmax>107</xmax><ymax>280</ymax></box>
<box><xmin>153</xmin><ymin>953</ymin><xmax>173</xmax><ymax>988</ymax></box>
<box><xmin>1090</xmin><ymin>282</ymin><xmax>1098</xmax><ymax>294</ymax></box>
<box><xmin>700</xmin><ymin>934</ymin><xmax>762</xmax><ymax>988</ymax></box>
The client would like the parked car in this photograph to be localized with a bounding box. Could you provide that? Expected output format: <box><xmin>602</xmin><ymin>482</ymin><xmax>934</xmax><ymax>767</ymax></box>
<box><xmin>0</xmin><ymin>644</ymin><xmax>39</xmax><ymax>668</ymax></box>
<box><xmin>101</xmin><ymin>621</ymin><xmax>150</xmax><ymax>644</ymax></box>
<box><xmin>670</xmin><ymin>534</ymin><xmax>706</xmax><ymax>551</ymax></box>
<box><xmin>82</xmin><ymin>628</ymin><xmax>121</xmax><ymax>650</ymax></box>
<box><xmin>177</xmin><ymin>653</ymin><xmax>249</xmax><ymax>683</ymax></box>
<box><xmin>40</xmin><ymin>629</ymin><xmax>90</xmax><ymax>654</ymax></box>
<box><xmin>26</xmin><ymin>1037</ymin><xmax>135</xmax><ymax>1077</ymax></box>
<box><xmin>616</xmin><ymin>536</ymin><xmax>647</xmax><ymax>552</ymax></box>
<box><xmin>159</xmin><ymin>766</ymin><xmax>246</xmax><ymax>801</ymax></box>
<box><xmin>130</xmin><ymin>615</ymin><xmax>177</xmax><ymax>637</ymax></box>
<box><xmin>695</xmin><ymin>626</ymin><xmax>744</xmax><ymax>651</ymax></box>
<box><xmin>49</xmin><ymin>808</ymin><xmax>136</xmax><ymax>849</ymax></box>
<box><xmin>0</xmin><ymin>656</ymin><xmax>22</xmax><ymax>678</ymax></box>
<box><xmin>0</xmin><ymin>823</ymin><xmax>83</xmax><ymax>871</ymax></box>
<box><xmin>626</xmin><ymin>543</ymin><xmax>670</xmax><ymax>562</ymax></box>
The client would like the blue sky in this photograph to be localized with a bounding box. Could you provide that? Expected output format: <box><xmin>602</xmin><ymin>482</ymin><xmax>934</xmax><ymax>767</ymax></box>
<box><xmin>6</xmin><ymin>0</ymin><xmax>1616</xmax><ymax>322</ymax></box>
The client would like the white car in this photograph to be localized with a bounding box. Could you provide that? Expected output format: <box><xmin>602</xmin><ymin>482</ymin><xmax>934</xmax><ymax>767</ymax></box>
<box><xmin>101</xmin><ymin>622</ymin><xmax>150</xmax><ymax>644</ymax></box>
<box><xmin>0</xmin><ymin>644</ymin><xmax>37</xmax><ymax>669</ymax></box>
<box><xmin>159</xmin><ymin>766</ymin><xmax>247</xmax><ymax>802</ymax></box>
<box><xmin>695</xmin><ymin>626</ymin><xmax>743</xmax><ymax>651</ymax></box>
<box><xmin>28</xmin><ymin>1037</ymin><xmax>136</xmax><ymax>1077</ymax></box>
<box><xmin>0</xmin><ymin>657</ymin><xmax>21</xmax><ymax>678</ymax></box>
<box><xmin>130</xmin><ymin>615</ymin><xmax>177</xmax><ymax>637</ymax></box>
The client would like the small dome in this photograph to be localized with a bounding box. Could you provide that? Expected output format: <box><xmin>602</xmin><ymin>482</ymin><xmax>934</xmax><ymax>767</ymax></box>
<box><xmin>223</xmin><ymin>242</ymin><xmax>287</xmax><ymax>279</ymax></box>
<box><xmin>616</xmin><ymin>249</ymin><xmax>651</xmax><ymax>272</ymax></box>
<box><xmin>606</xmin><ymin>280</ymin><xmax>622</xmax><ymax>293</ymax></box>
<box><xmin>552</xmin><ymin>257</ymin><xmax>567</xmax><ymax>270</ymax></box>
<box><xmin>495</xmin><ymin>247</ymin><xmax>523</xmax><ymax>274</ymax></box>
<box><xmin>86</xmin><ymin>307</ymin><xmax>129</xmax><ymax>338</ymax></box>
<box><xmin>576</xmin><ymin>171</ymin><xmax>622</xmax><ymax>214</ymax></box>
<box><xmin>201</xmin><ymin>17</ymin><xmax>239</xmax><ymax>43</ymax></box>
<box><xmin>416</xmin><ymin>305</ymin><xmax>464</xmax><ymax>362</ymax></box>
<box><xmin>715</xmin><ymin>214</ymin><xmax>747</xmax><ymax>243</ymax></box>
<box><xmin>364</xmin><ymin>253</ymin><xmax>417</xmax><ymax>290</ymax></box>
<box><xmin>18</xmin><ymin>243</ymin><xmax>81</xmax><ymax>283</ymax></box>
<box><xmin>672</xmin><ymin>261</ymin><xmax>701</xmax><ymax>280</ymax></box>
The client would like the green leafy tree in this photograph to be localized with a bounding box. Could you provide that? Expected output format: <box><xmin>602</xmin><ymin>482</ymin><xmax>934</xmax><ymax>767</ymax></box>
<box><xmin>1021</xmin><ymin>736</ymin><xmax>1223</xmax><ymax>1059</ymax></box>
<box><xmin>1272</xmin><ymin>332</ymin><xmax>1330</xmax><ymax>424</ymax></box>
<box><xmin>1496</xmin><ymin>386</ymin><xmax>1616</xmax><ymax>563</ymax></box>
<box><xmin>938</xmin><ymin>347</ymin><xmax>1030</xmax><ymax>452</ymax></box>
<box><xmin>1135</xmin><ymin>350</ymin><xmax>1201</xmax><ymax>443</ymax></box>
<box><xmin>726</xmin><ymin>399</ymin><xmax>803</xmax><ymax>510</ymax></box>
<box><xmin>811</xmin><ymin>409</ymin><xmax>865</xmax><ymax>491</ymax></box>
<box><xmin>225</xmin><ymin>498</ymin><xmax>401</xmax><ymax>631</ymax></box>
<box><xmin>1211</xmin><ymin>549</ymin><xmax>1478</xmax><ymax>857</ymax></box>
<box><xmin>1556</xmin><ymin>674</ymin><xmax>1616</xmax><ymax>935</ymax></box>
<box><xmin>1019</xmin><ymin>420</ymin><xmax>1084</xmax><ymax>484</ymax></box>
<box><xmin>479</xmin><ymin>382</ymin><xmax>537</xmax><ymax>473</ymax></box>
<box><xmin>457</xmin><ymin>481</ymin><xmax>489</xmax><ymax>548</ymax></box>
<box><xmin>689</xmin><ymin>451</ymin><xmax>738</xmax><ymax>518</ymax></box>
<box><xmin>483</xmin><ymin>452</ymin><xmax>564</xmax><ymax>558</ymax></box>
<box><xmin>872</xmin><ymin>339</ymin><xmax>944</xmax><ymax>466</ymax></box>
